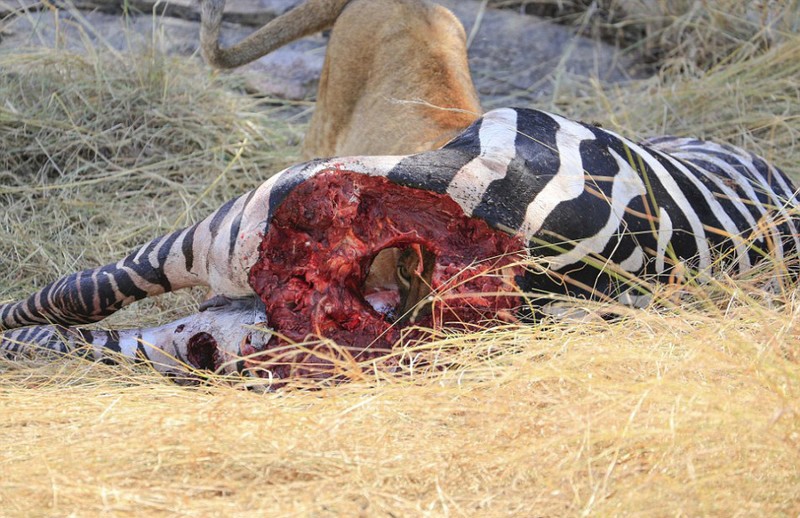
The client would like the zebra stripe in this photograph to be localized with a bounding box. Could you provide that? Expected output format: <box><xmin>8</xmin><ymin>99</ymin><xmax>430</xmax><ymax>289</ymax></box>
<box><xmin>619</xmin><ymin>245</ymin><xmax>645</xmax><ymax>272</ymax></box>
<box><xmin>753</xmin><ymin>156</ymin><xmax>798</xmax><ymax>205</ymax></box>
<box><xmin>655</xmin><ymin>208</ymin><xmax>674</xmax><ymax>273</ymax></box>
<box><xmin>676</xmin><ymin>152</ymin><xmax>790</xmax><ymax>260</ymax></box>
<box><xmin>657</xmin><ymin>151</ymin><xmax>751</xmax><ymax>271</ymax></box>
<box><xmin>612</xmin><ymin>131</ymin><xmax>713</xmax><ymax>269</ymax></box>
<box><xmin>544</xmin><ymin>146</ymin><xmax>647</xmax><ymax>271</ymax></box>
<box><xmin>519</xmin><ymin>113</ymin><xmax>597</xmax><ymax>240</ymax></box>
<box><xmin>446</xmin><ymin>108</ymin><xmax>519</xmax><ymax>214</ymax></box>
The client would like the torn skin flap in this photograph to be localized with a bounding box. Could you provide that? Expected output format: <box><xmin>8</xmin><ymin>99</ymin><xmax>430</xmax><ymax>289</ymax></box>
<box><xmin>247</xmin><ymin>169</ymin><xmax>526</xmax><ymax>381</ymax></box>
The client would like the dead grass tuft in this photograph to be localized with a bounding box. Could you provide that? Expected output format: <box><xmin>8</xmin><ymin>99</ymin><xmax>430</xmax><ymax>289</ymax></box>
<box><xmin>567</xmin><ymin>35</ymin><xmax>800</xmax><ymax>166</ymax></box>
<box><xmin>492</xmin><ymin>0</ymin><xmax>799</xmax><ymax>70</ymax></box>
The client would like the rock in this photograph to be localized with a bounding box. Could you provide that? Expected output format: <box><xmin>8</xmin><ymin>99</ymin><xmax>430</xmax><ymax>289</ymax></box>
<box><xmin>1</xmin><ymin>9</ymin><xmax>209</xmax><ymax>56</ymax></box>
<box><xmin>71</xmin><ymin>0</ymin><xmax>305</xmax><ymax>25</ymax></box>
<box><xmin>438</xmin><ymin>0</ymin><xmax>641</xmax><ymax>107</ymax></box>
<box><xmin>0</xmin><ymin>0</ymin><xmax>301</xmax><ymax>25</ymax></box>
<box><xmin>235</xmin><ymin>38</ymin><xmax>325</xmax><ymax>100</ymax></box>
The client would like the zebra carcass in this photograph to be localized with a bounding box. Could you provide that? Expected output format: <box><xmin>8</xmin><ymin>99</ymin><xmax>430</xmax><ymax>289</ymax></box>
<box><xmin>2</xmin><ymin>108</ymin><xmax>797</xmax><ymax>383</ymax></box>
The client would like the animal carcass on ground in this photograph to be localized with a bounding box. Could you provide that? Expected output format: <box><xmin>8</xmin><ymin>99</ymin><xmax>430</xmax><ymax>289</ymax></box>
<box><xmin>2</xmin><ymin>108</ymin><xmax>797</xmax><ymax>385</ymax></box>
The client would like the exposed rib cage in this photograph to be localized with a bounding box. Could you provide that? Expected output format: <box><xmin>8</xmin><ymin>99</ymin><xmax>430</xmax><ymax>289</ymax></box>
<box><xmin>2</xmin><ymin>108</ymin><xmax>797</xmax><ymax>337</ymax></box>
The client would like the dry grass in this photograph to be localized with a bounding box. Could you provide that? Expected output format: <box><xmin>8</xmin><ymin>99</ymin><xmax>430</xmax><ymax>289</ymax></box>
<box><xmin>491</xmin><ymin>0</ymin><xmax>799</xmax><ymax>69</ymax></box>
<box><xmin>1</xmin><ymin>2</ymin><xmax>800</xmax><ymax>516</ymax></box>
<box><xmin>2</xmin><ymin>307</ymin><xmax>798</xmax><ymax>515</ymax></box>
<box><xmin>0</xmin><ymin>41</ymin><xmax>302</xmax><ymax>324</ymax></box>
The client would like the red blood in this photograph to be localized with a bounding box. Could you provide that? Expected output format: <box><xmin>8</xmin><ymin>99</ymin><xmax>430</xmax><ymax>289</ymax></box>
<box><xmin>247</xmin><ymin>170</ymin><xmax>525</xmax><ymax>382</ymax></box>
<box><xmin>186</xmin><ymin>332</ymin><xmax>220</xmax><ymax>371</ymax></box>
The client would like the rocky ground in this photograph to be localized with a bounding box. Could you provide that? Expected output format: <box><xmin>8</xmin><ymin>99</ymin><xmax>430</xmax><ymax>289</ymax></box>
<box><xmin>0</xmin><ymin>0</ymin><xmax>645</xmax><ymax>110</ymax></box>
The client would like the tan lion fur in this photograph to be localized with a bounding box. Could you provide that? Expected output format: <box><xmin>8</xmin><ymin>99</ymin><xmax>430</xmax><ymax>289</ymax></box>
<box><xmin>200</xmin><ymin>0</ymin><xmax>482</xmax><ymax>158</ymax></box>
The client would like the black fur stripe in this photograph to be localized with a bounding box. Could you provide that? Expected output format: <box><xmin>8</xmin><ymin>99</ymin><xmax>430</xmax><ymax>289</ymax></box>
<box><xmin>124</xmin><ymin>236</ymin><xmax>172</xmax><ymax>292</ymax></box>
<box><xmin>387</xmin><ymin>118</ymin><xmax>482</xmax><ymax>194</ymax></box>
<box><xmin>228</xmin><ymin>190</ymin><xmax>257</xmax><ymax>261</ymax></box>
<box><xmin>267</xmin><ymin>159</ymin><xmax>328</xmax><ymax>220</ymax></box>
<box><xmin>471</xmin><ymin>110</ymin><xmax>560</xmax><ymax>231</ymax></box>
<box><xmin>387</xmin><ymin>149</ymin><xmax>478</xmax><ymax>194</ymax></box>
<box><xmin>209</xmin><ymin>198</ymin><xmax>238</xmax><ymax>240</ymax></box>
<box><xmin>182</xmin><ymin>224</ymin><xmax>198</xmax><ymax>273</ymax></box>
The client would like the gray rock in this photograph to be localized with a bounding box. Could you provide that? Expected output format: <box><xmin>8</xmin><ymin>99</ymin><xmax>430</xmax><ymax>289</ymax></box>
<box><xmin>1</xmin><ymin>9</ymin><xmax>209</xmax><ymax>56</ymax></box>
<box><xmin>236</xmin><ymin>38</ymin><xmax>325</xmax><ymax>100</ymax></box>
<box><xmin>0</xmin><ymin>0</ymin><xmax>301</xmax><ymax>25</ymax></box>
<box><xmin>439</xmin><ymin>0</ymin><xmax>641</xmax><ymax>107</ymax></box>
<box><xmin>70</xmin><ymin>0</ymin><xmax>305</xmax><ymax>25</ymax></box>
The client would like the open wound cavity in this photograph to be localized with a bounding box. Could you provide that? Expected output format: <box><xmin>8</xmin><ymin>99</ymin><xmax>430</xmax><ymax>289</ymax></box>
<box><xmin>246</xmin><ymin>169</ymin><xmax>526</xmax><ymax>380</ymax></box>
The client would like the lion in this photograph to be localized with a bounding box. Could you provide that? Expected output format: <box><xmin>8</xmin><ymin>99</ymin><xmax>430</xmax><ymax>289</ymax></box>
<box><xmin>199</xmin><ymin>0</ymin><xmax>482</xmax><ymax>158</ymax></box>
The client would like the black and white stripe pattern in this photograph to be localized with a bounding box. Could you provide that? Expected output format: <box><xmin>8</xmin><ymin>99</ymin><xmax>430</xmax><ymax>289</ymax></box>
<box><xmin>1</xmin><ymin>107</ymin><xmax>797</xmax><ymax>340</ymax></box>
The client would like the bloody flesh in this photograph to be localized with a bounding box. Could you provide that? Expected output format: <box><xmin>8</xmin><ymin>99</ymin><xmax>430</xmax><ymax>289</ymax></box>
<box><xmin>247</xmin><ymin>169</ymin><xmax>526</xmax><ymax>381</ymax></box>
<box><xmin>186</xmin><ymin>331</ymin><xmax>220</xmax><ymax>371</ymax></box>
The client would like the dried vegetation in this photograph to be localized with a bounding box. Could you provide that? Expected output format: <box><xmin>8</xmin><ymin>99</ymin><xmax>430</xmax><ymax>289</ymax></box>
<box><xmin>1</xmin><ymin>1</ymin><xmax>799</xmax><ymax>515</ymax></box>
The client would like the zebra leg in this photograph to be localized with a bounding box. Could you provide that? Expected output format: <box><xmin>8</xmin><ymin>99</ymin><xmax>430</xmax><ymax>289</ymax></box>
<box><xmin>0</xmin><ymin>297</ymin><xmax>270</xmax><ymax>380</ymax></box>
<box><xmin>0</xmin><ymin>183</ymin><xmax>271</xmax><ymax>331</ymax></box>
<box><xmin>0</xmin><ymin>230</ymin><xmax>197</xmax><ymax>330</ymax></box>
